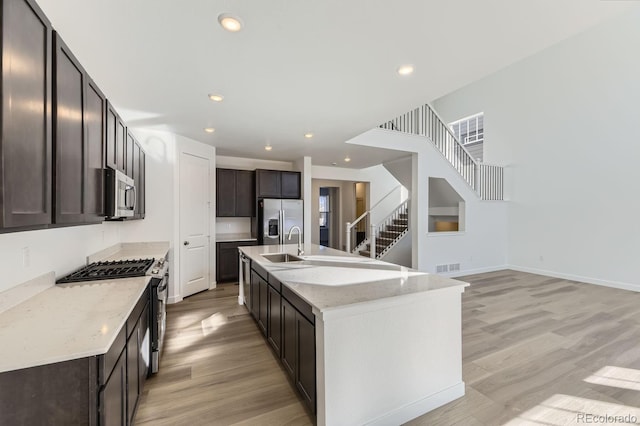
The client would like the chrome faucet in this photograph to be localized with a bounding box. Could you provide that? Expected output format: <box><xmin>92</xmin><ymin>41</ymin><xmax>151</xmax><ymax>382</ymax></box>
<box><xmin>287</xmin><ymin>226</ymin><xmax>304</xmax><ymax>256</ymax></box>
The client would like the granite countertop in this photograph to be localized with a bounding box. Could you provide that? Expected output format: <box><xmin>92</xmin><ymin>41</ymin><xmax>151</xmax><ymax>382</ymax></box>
<box><xmin>216</xmin><ymin>233</ymin><xmax>257</xmax><ymax>242</ymax></box>
<box><xmin>239</xmin><ymin>244</ymin><xmax>468</xmax><ymax>313</ymax></box>
<box><xmin>0</xmin><ymin>276</ymin><xmax>149</xmax><ymax>373</ymax></box>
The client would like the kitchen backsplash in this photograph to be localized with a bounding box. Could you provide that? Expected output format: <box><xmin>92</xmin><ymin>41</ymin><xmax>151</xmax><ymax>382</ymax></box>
<box><xmin>216</xmin><ymin>217</ymin><xmax>251</xmax><ymax>234</ymax></box>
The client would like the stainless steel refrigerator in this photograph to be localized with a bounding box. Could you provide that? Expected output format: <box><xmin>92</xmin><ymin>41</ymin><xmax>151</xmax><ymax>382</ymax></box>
<box><xmin>257</xmin><ymin>198</ymin><xmax>304</xmax><ymax>245</ymax></box>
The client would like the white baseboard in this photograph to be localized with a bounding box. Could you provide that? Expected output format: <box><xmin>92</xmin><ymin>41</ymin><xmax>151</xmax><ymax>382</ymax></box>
<box><xmin>508</xmin><ymin>265</ymin><xmax>640</xmax><ymax>293</ymax></box>
<box><xmin>366</xmin><ymin>382</ymin><xmax>465</xmax><ymax>426</ymax></box>
<box><xmin>167</xmin><ymin>295</ymin><xmax>183</xmax><ymax>304</ymax></box>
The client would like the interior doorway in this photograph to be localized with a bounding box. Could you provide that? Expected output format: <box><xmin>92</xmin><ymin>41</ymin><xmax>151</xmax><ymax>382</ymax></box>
<box><xmin>355</xmin><ymin>182</ymin><xmax>367</xmax><ymax>246</ymax></box>
<box><xmin>318</xmin><ymin>187</ymin><xmax>340</xmax><ymax>249</ymax></box>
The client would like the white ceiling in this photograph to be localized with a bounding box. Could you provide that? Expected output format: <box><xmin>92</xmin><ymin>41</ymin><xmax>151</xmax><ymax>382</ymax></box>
<box><xmin>36</xmin><ymin>0</ymin><xmax>630</xmax><ymax>169</ymax></box>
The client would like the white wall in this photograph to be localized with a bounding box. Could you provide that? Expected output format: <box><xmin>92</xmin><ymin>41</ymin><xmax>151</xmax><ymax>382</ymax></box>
<box><xmin>432</xmin><ymin>8</ymin><xmax>640</xmax><ymax>289</ymax></box>
<box><xmin>216</xmin><ymin>155</ymin><xmax>293</xmax><ymax>171</ymax></box>
<box><xmin>0</xmin><ymin>223</ymin><xmax>122</xmax><ymax>293</ymax></box>
<box><xmin>348</xmin><ymin>129</ymin><xmax>508</xmax><ymax>274</ymax></box>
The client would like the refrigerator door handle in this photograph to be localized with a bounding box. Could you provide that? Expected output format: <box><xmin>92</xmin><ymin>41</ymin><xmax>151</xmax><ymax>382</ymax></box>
<box><xmin>280</xmin><ymin>209</ymin><xmax>285</xmax><ymax>245</ymax></box>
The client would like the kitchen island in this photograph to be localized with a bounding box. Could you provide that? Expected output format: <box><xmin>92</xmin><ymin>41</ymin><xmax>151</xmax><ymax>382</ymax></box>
<box><xmin>239</xmin><ymin>244</ymin><xmax>468</xmax><ymax>426</ymax></box>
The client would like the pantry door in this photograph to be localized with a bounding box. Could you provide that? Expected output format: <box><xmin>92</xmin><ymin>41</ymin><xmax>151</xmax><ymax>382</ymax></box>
<box><xmin>180</xmin><ymin>152</ymin><xmax>210</xmax><ymax>298</ymax></box>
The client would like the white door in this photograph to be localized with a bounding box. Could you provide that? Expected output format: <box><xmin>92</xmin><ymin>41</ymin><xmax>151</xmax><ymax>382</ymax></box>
<box><xmin>180</xmin><ymin>152</ymin><xmax>210</xmax><ymax>298</ymax></box>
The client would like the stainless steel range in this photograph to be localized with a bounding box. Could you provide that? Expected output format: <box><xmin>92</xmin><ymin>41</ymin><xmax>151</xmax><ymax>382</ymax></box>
<box><xmin>57</xmin><ymin>257</ymin><xmax>168</xmax><ymax>375</ymax></box>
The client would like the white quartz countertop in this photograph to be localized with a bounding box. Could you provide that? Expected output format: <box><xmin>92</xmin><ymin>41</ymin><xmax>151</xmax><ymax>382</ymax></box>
<box><xmin>216</xmin><ymin>233</ymin><xmax>257</xmax><ymax>242</ymax></box>
<box><xmin>0</xmin><ymin>276</ymin><xmax>150</xmax><ymax>373</ymax></box>
<box><xmin>239</xmin><ymin>244</ymin><xmax>468</xmax><ymax>312</ymax></box>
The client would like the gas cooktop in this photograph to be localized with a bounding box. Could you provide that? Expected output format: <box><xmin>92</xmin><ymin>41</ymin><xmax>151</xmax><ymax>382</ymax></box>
<box><xmin>56</xmin><ymin>259</ymin><xmax>155</xmax><ymax>284</ymax></box>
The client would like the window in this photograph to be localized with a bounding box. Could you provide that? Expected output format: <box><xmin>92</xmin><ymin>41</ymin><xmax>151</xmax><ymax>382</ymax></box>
<box><xmin>449</xmin><ymin>112</ymin><xmax>484</xmax><ymax>145</ymax></box>
<box><xmin>319</xmin><ymin>195</ymin><xmax>330</xmax><ymax>227</ymax></box>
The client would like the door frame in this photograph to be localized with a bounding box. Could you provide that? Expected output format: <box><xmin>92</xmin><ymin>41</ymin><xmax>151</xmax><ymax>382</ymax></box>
<box><xmin>171</xmin><ymin>139</ymin><xmax>216</xmax><ymax>303</ymax></box>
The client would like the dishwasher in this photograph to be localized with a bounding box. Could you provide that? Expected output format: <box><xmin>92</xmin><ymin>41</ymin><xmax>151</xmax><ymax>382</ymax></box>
<box><xmin>240</xmin><ymin>251</ymin><xmax>251</xmax><ymax>309</ymax></box>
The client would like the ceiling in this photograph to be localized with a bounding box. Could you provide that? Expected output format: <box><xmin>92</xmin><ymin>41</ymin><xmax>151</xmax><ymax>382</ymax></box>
<box><xmin>36</xmin><ymin>0</ymin><xmax>630</xmax><ymax>169</ymax></box>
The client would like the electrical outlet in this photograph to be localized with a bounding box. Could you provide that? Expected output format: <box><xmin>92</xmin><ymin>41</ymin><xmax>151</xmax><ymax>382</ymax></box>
<box><xmin>22</xmin><ymin>247</ymin><xmax>30</xmax><ymax>268</ymax></box>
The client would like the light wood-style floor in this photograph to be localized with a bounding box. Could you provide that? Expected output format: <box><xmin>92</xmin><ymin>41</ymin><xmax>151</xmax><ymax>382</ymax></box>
<box><xmin>136</xmin><ymin>271</ymin><xmax>640</xmax><ymax>425</ymax></box>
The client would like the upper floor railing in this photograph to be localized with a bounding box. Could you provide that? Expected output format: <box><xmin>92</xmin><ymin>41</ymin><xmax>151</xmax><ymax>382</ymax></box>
<box><xmin>379</xmin><ymin>104</ymin><xmax>503</xmax><ymax>200</ymax></box>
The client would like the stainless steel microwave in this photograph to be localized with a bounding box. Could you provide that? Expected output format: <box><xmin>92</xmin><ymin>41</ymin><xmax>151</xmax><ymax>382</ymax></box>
<box><xmin>105</xmin><ymin>168</ymin><xmax>136</xmax><ymax>219</ymax></box>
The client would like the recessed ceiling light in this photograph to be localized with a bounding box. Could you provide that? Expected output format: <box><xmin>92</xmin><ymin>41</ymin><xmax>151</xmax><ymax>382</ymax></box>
<box><xmin>264</xmin><ymin>144</ymin><xmax>273</xmax><ymax>151</ymax></box>
<box><xmin>344</xmin><ymin>156</ymin><xmax>351</xmax><ymax>162</ymax></box>
<box><xmin>397</xmin><ymin>64</ymin><xmax>414</xmax><ymax>76</ymax></box>
<box><xmin>218</xmin><ymin>13</ymin><xmax>243</xmax><ymax>32</ymax></box>
<box><xmin>208</xmin><ymin>94</ymin><xmax>224</xmax><ymax>102</ymax></box>
<box><xmin>304</xmin><ymin>133</ymin><xmax>313</xmax><ymax>139</ymax></box>
<box><xmin>204</xmin><ymin>127</ymin><xmax>215</xmax><ymax>133</ymax></box>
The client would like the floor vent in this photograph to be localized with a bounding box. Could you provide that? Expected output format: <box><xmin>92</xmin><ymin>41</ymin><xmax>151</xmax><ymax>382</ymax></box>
<box><xmin>436</xmin><ymin>264</ymin><xmax>449</xmax><ymax>273</ymax></box>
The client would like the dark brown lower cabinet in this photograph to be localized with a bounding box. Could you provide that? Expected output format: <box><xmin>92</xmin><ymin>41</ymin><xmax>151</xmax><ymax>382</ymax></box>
<box><xmin>247</xmin><ymin>267</ymin><xmax>316</xmax><ymax>415</ymax></box>
<box><xmin>101</xmin><ymin>351</ymin><xmax>126</xmax><ymax>426</ymax></box>
<box><xmin>258</xmin><ymin>276</ymin><xmax>268</xmax><ymax>336</ymax></box>
<box><xmin>250</xmin><ymin>270</ymin><xmax>260</xmax><ymax>320</ymax></box>
<box><xmin>217</xmin><ymin>241</ymin><xmax>257</xmax><ymax>283</ymax></box>
<box><xmin>0</xmin><ymin>287</ymin><xmax>149</xmax><ymax>425</ymax></box>
<box><xmin>267</xmin><ymin>282</ymin><xmax>282</xmax><ymax>354</ymax></box>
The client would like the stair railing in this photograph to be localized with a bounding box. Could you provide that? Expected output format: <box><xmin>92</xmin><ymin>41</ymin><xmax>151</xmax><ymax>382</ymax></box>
<box><xmin>345</xmin><ymin>184</ymin><xmax>405</xmax><ymax>253</ymax></box>
<box><xmin>374</xmin><ymin>199</ymin><xmax>409</xmax><ymax>258</ymax></box>
<box><xmin>379</xmin><ymin>104</ymin><xmax>504</xmax><ymax>200</ymax></box>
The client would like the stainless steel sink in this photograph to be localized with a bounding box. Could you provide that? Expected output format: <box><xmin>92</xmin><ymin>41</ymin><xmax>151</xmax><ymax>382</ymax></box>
<box><xmin>262</xmin><ymin>253</ymin><xmax>303</xmax><ymax>263</ymax></box>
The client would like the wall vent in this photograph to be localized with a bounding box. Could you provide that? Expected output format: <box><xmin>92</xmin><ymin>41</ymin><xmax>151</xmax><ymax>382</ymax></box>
<box><xmin>449</xmin><ymin>263</ymin><xmax>461</xmax><ymax>272</ymax></box>
<box><xmin>436</xmin><ymin>264</ymin><xmax>449</xmax><ymax>273</ymax></box>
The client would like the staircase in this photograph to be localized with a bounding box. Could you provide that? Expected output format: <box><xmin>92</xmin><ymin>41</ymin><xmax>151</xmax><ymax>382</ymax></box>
<box><xmin>359</xmin><ymin>210</ymin><xmax>408</xmax><ymax>258</ymax></box>
<box><xmin>348</xmin><ymin>199</ymin><xmax>409</xmax><ymax>260</ymax></box>
<box><xmin>379</xmin><ymin>103</ymin><xmax>504</xmax><ymax>201</ymax></box>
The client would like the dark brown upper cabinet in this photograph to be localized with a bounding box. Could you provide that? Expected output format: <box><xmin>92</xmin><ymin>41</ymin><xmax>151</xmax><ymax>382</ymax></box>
<box><xmin>281</xmin><ymin>171</ymin><xmax>301</xmax><ymax>199</ymax></box>
<box><xmin>85</xmin><ymin>79</ymin><xmax>107</xmax><ymax>223</ymax></box>
<box><xmin>132</xmin><ymin>140</ymin><xmax>143</xmax><ymax>219</ymax></box>
<box><xmin>53</xmin><ymin>33</ymin><xmax>107</xmax><ymax>225</ymax></box>
<box><xmin>106</xmin><ymin>102</ymin><xmax>126</xmax><ymax>174</ymax></box>
<box><xmin>52</xmin><ymin>32</ymin><xmax>86</xmax><ymax>225</ymax></box>
<box><xmin>256</xmin><ymin>169</ymin><xmax>301</xmax><ymax>199</ymax></box>
<box><xmin>0</xmin><ymin>0</ymin><xmax>53</xmax><ymax>230</ymax></box>
<box><xmin>125</xmin><ymin>130</ymin><xmax>135</xmax><ymax>178</ymax></box>
<box><xmin>139</xmin><ymin>147</ymin><xmax>146</xmax><ymax>219</ymax></box>
<box><xmin>216</xmin><ymin>168</ymin><xmax>255</xmax><ymax>217</ymax></box>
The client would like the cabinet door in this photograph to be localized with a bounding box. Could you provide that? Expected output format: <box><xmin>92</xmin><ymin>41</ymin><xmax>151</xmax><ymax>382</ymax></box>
<box><xmin>297</xmin><ymin>315</ymin><xmax>316</xmax><ymax>413</ymax></box>
<box><xmin>216</xmin><ymin>168</ymin><xmax>236</xmax><ymax>217</ymax></box>
<box><xmin>217</xmin><ymin>244</ymin><xmax>239</xmax><ymax>283</ymax></box>
<box><xmin>85</xmin><ymin>80</ymin><xmax>106</xmax><ymax>222</ymax></box>
<box><xmin>116</xmin><ymin>118</ymin><xmax>126</xmax><ymax>173</ymax></box>
<box><xmin>0</xmin><ymin>0</ymin><xmax>52</xmax><ymax>229</ymax></box>
<box><xmin>281</xmin><ymin>171</ymin><xmax>301</xmax><ymax>199</ymax></box>
<box><xmin>53</xmin><ymin>33</ymin><xmax>86</xmax><ymax>225</ymax></box>
<box><xmin>132</xmin><ymin>141</ymin><xmax>141</xmax><ymax>219</ymax></box>
<box><xmin>139</xmin><ymin>150</ymin><xmax>145</xmax><ymax>218</ymax></box>
<box><xmin>100</xmin><ymin>351</ymin><xmax>126</xmax><ymax>426</ymax></box>
<box><xmin>105</xmin><ymin>104</ymin><xmax>117</xmax><ymax>170</ymax></box>
<box><xmin>258</xmin><ymin>277</ymin><xmax>268</xmax><ymax>336</ymax></box>
<box><xmin>126</xmin><ymin>324</ymin><xmax>139</xmax><ymax>424</ymax></box>
<box><xmin>235</xmin><ymin>170</ymin><xmax>255</xmax><ymax>217</ymax></box>
<box><xmin>281</xmin><ymin>298</ymin><xmax>297</xmax><ymax>380</ymax></box>
<box><xmin>256</xmin><ymin>169</ymin><xmax>281</xmax><ymax>198</ymax></box>
<box><xmin>267</xmin><ymin>283</ymin><xmax>282</xmax><ymax>355</ymax></box>
<box><xmin>125</xmin><ymin>131</ymin><xmax>135</xmax><ymax>178</ymax></box>
<box><xmin>250</xmin><ymin>271</ymin><xmax>260</xmax><ymax>320</ymax></box>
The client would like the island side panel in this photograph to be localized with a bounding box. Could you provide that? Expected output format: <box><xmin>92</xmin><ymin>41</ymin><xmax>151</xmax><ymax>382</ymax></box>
<box><xmin>316</xmin><ymin>287</ymin><xmax>465</xmax><ymax>426</ymax></box>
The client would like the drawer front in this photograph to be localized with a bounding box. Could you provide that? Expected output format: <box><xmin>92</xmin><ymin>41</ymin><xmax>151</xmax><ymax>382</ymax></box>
<box><xmin>126</xmin><ymin>288</ymin><xmax>149</xmax><ymax>338</ymax></box>
<box><xmin>267</xmin><ymin>275</ymin><xmax>282</xmax><ymax>293</ymax></box>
